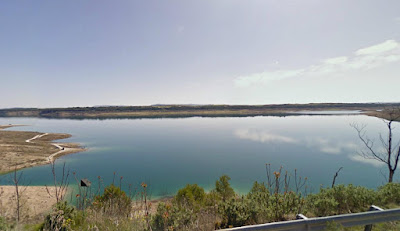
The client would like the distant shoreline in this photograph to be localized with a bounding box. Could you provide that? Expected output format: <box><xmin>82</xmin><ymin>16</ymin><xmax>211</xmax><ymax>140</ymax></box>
<box><xmin>0</xmin><ymin>103</ymin><xmax>398</xmax><ymax>120</ymax></box>
<box><xmin>0</xmin><ymin>125</ymin><xmax>86</xmax><ymax>174</ymax></box>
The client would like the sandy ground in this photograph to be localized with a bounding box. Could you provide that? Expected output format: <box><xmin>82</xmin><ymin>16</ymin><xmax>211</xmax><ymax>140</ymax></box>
<box><xmin>0</xmin><ymin>186</ymin><xmax>63</xmax><ymax>222</ymax></box>
<box><xmin>0</xmin><ymin>125</ymin><xmax>86</xmax><ymax>223</ymax></box>
<box><xmin>0</xmin><ymin>125</ymin><xmax>86</xmax><ymax>174</ymax></box>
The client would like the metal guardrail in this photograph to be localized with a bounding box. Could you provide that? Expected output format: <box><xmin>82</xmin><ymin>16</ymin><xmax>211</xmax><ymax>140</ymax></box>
<box><xmin>223</xmin><ymin>205</ymin><xmax>400</xmax><ymax>231</ymax></box>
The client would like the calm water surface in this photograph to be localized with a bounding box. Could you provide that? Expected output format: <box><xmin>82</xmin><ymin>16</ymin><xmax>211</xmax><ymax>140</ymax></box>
<box><xmin>0</xmin><ymin>115</ymin><xmax>397</xmax><ymax>197</ymax></box>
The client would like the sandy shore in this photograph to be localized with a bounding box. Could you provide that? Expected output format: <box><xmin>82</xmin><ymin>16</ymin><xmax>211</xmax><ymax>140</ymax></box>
<box><xmin>0</xmin><ymin>186</ymin><xmax>63</xmax><ymax>222</ymax></box>
<box><xmin>0</xmin><ymin>125</ymin><xmax>86</xmax><ymax>174</ymax></box>
<box><xmin>0</xmin><ymin>125</ymin><xmax>86</xmax><ymax>223</ymax></box>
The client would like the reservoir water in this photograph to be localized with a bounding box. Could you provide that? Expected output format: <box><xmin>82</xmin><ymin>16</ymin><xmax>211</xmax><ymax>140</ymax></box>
<box><xmin>0</xmin><ymin>115</ymin><xmax>397</xmax><ymax>198</ymax></box>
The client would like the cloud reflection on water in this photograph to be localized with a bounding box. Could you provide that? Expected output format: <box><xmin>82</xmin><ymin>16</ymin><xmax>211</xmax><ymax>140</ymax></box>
<box><xmin>234</xmin><ymin>128</ymin><xmax>382</xmax><ymax>168</ymax></box>
<box><xmin>304</xmin><ymin>137</ymin><xmax>358</xmax><ymax>154</ymax></box>
<box><xmin>234</xmin><ymin>129</ymin><xmax>297</xmax><ymax>144</ymax></box>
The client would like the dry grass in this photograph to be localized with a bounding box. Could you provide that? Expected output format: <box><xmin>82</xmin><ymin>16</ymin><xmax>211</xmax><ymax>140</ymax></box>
<box><xmin>365</xmin><ymin>110</ymin><xmax>400</xmax><ymax>122</ymax></box>
<box><xmin>0</xmin><ymin>125</ymin><xmax>85</xmax><ymax>174</ymax></box>
<box><xmin>0</xmin><ymin>186</ymin><xmax>62</xmax><ymax>223</ymax></box>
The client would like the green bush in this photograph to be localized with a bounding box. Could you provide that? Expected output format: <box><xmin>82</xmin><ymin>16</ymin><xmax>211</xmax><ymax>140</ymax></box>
<box><xmin>152</xmin><ymin>202</ymin><xmax>171</xmax><ymax>230</ymax></box>
<box><xmin>308</xmin><ymin>192</ymin><xmax>338</xmax><ymax>217</ymax></box>
<box><xmin>246</xmin><ymin>181</ymin><xmax>270</xmax><ymax>223</ymax></box>
<box><xmin>218</xmin><ymin>197</ymin><xmax>251</xmax><ymax>228</ymax></box>
<box><xmin>377</xmin><ymin>183</ymin><xmax>400</xmax><ymax>205</ymax></box>
<box><xmin>34</xmin><ymin>175</ymin><xmax>400</xmax><ymax>230</ymax></box>
<box><xmin>272</xmin><ymin>191</ymin><xmax>304</xmax><ymax>221</ymax></box>
<box><xmin>93</xmin><ymin>184</ymin><xmax>132</xmax><ymax>217</ymax></box>
<box><xmin>0</xmin><ymin>216</ymin><xmax>12</xmax><ymax>231</ymax></box>
<box><xmin>175</xmin><ymin>184</ymin><xmax>206</xmax><ymax>207</ymax></box>
<box><xmin>152</xmin><ymin>201</ymin><xmax>205</xmax><ymax>231</ymax></box>
<box><xmin>42</xmin><ymin>201</ymin><xmax>76</xmax><ymax>231</ymax></box>
<box><xmin>153</xmin><ymin>183</ymin><xmax>221</xmax><ymax>230</ymax></box>
<box><xmin>307</xmin><ymin>185</ymin><xmax>376</xmax><ymax>216</ymax></box>
<box><xmin>215</xmin><ymin>175</ymin><xmax>235</xmax><ymax>201</ymax></box>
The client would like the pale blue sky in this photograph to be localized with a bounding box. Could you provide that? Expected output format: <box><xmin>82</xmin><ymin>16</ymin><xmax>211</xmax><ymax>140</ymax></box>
<box><xmin>1</xmin><ymin>0</ymin><xmax>400</xmax><ymax>108</ymax></box>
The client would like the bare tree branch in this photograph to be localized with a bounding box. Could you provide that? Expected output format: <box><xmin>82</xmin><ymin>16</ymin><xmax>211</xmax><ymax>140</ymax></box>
<box><xmin>351</xmin><ymin>123</ymin><xmax>387</xmax><ymax>164</ymax></box>
<box><xmin>351</xmin><ymin>107</ymin><xmax>400</xmax><ymax>183</ymax></box>
<box><xmin>331</xmin><ymin>167</ymin><xmax>343</xmax><ymax>188</ymax></box>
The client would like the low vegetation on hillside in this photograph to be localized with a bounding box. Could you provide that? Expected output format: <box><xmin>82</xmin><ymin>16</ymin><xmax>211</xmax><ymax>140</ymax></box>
<box><xmin>1</xmin><ymin>166</ymin><xmax>399</xmax><ymax>231</ymax></box>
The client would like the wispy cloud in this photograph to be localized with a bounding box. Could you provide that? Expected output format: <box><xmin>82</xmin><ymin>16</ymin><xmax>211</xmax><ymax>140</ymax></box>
<box><xmin>234</xmin><ymin>129</ymin><xmax>297</xmax><ymax>143</ymax></box>
<box><xmin>348</xmin><ymin>155</ymin><xmax>385</xmax><ymax>167</ymax></box>
<box><xmin>235</xmin><ymin>40</ymin><xmax>400</xmax><ymax>87</ymax></box>
<box><xmin>355</xmin><ymin>40</ymin><xmax>398</xmax><ymax>55</ymax></box>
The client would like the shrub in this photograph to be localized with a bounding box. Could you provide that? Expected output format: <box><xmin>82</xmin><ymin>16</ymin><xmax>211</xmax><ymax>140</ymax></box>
<box><xmin>307</xmin><ymin>185</ymin><xmax>376</xmax><ymax>216</ymax></box>
<box><xmin>152</xmin><ymin>202</ymin><xmax>171</xmax><ymax>230</ymax></box>
<box><xmin>308</xmin><ymin>192</ymin><xmax>338</xmax><ymax>217</ymax></box>
<box><xmin>0</xmin><ymin>216</ymin><xmax>12</xmax><ymax>231</ymax></box>
<box><xmin>42</xmin><ymin>201</ymin><xmax>76</xmax><ymax>231</ymax></box>
<box><xmin>339</xmin><ymin>185</ymin><xmax>376</xmax><ymax>213</ymax></box>
<box><xmin>246</xmin><ymin>181</ymin><xmax>270</xmax><ymax>223</ymax></box>
<box><xmin>153</xmin><ymin>183</ymin><xmax>218</xmax><ymax>231</ymax></box>
<box><xmin>377</xmin><ymin>183</ymin><xmax>400</xmax><ymax>205</ymax></box>
<box><xmin>152</xmin><ymin>201</ymin><xmax>204</xmax><ymax>231</ymax></box>
<box><xmin>215</xmin><ymin>175</ymin><xmax>235</xmax><ymax>201</ymax></box>
<box><xmin>93</xmin><ymin>184</ymin><xmax>132</xmax><ymax>217</ymax></box>
<box><xmin>218</xmin><ymin>197</ymin><xmax>251</xmax><ymax>228</ymax></box>
<box><xmin>272</xmin><ymin>191</ymin><xmax>304</xmax><ymax>221</ymax></box>
<box><xmin>175</xmin><ymin>184</ymin><xmax>206</xmax><ymax>207</ymax></box>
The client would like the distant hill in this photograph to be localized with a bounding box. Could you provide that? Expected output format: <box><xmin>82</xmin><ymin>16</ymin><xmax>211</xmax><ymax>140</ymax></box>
<box><xmin>0</xmin><ymin>103</ymin><xmax>399</xmax><ymax>120</ymax></box>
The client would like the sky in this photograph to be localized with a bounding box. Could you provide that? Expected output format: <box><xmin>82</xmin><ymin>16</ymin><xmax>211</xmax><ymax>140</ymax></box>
<box><xmin>1</xmin><ymin>0</ymin><xmax>400</xmax><ymax>108</ymax></box>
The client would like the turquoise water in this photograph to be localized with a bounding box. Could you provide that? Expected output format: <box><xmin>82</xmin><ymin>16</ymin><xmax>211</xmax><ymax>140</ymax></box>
<box><xmin>0</xmin><ymin>115</ymin><xmax>396</xmax><ymax>198</ymax></box>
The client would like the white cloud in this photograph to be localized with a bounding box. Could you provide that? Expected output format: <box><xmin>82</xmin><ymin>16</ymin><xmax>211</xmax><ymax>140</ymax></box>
<box><xmin>234</xmin><ymin>40</ymin><xmax>400</xmax><ymax>87</ymax></box>
<box><xmin>235</xmin><ymin>69</ymin><xmax>304</xmax><ymax>87</ymax></box>
<box><xmin>355</xmin><ymin>40</ymin><xmax>399</xmax><ymax>56</ymax></box>
<box><xmin>234</xmin><ymin>129</ymin><xmax>297</xmax><ymax>143</ymax></box>
<box><xmin>323</xmin><ymin>56</ymin><xmax>348</xmax><ymax>65</ymax></box>
<box><xmin>348</xmin><ymin>155</ymin><xmax>385</xmax><ymax>167</ymax></box>
<box><xmin>320</xmin><ymin>146</ymin><xmax>342</xmax><ymax>154</ymax></box>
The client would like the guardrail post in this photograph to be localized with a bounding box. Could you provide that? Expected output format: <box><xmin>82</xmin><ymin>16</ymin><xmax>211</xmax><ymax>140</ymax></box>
<box><xmin>364</xmin><ymin>205</ymin><xmax>384</xmax><ymax>231</ymax></box>
<box><xmin>296</xmin><ymin>214</ymin><xmax>308</xmax><ymax>220</ymax></box>
<box><xmin>296</xmin><ymin>214</ymin><xmax>310</xmax><ymax>230</ymax></box>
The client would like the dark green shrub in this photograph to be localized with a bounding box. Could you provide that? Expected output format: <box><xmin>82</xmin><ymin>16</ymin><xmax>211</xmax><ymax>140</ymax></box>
<box><xmin>93</xmin><ymin>184</ymin><xmax>132</xmax><ymax>217</ymax></box>
<box><xmin>152</xmin><ymin>202</ymin><xmax>171</xmax><ymax>230</ymax></box>
<box><xmin>153</xmin><ymin>184</ymin><xmax>212</xmax><ymax>231</ymax></box>
<box><xmin>307</xmin><ymin>185</ymin><xmax>376</xmax><ymax>216</ymax></box>
<box><xmin>340</xmin><ymin>185</ymin><xmax>376</xmax><ymax>213</ymax></box>
<box><xmin>175</xmin><ymin>184</ymin><xmax>205</xmax><ymax>207</ymax></box>
<box><xmin>377</xmin><ymin>183</ymin><xmax>400</xmax><ymax>205</ymax></box>
<box><xmin>246</xmin><ymin>181</ymin><xmax>271</xmax><ymax>223</ymax></box>
<box><xmin>43</xmin><ymin>201</ymin><xmax>76</xmax><ymax>231</ymax></box>
<box><xmin>204</xmin><ymin>190</ymin><xmax>221</xmax><ymax>207</ymax></box>
<box><xmin>307</xmin><ymin>192</ymin><xmax>338</xmax><ymax>217</ymax></box>
<box><xmin>219</xmin><ymin>197</ymin><xmax>251</xmax><ymax>228</ymax></box>
<box><xmin>152</xmin><ymin>201</ymin><xmax>202</xmax><ymax>231</ymax></box>
<box><xmin>215</xmin><ymin>175</ymin><xmax>235</xmax><ymax>201</ymax></box>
